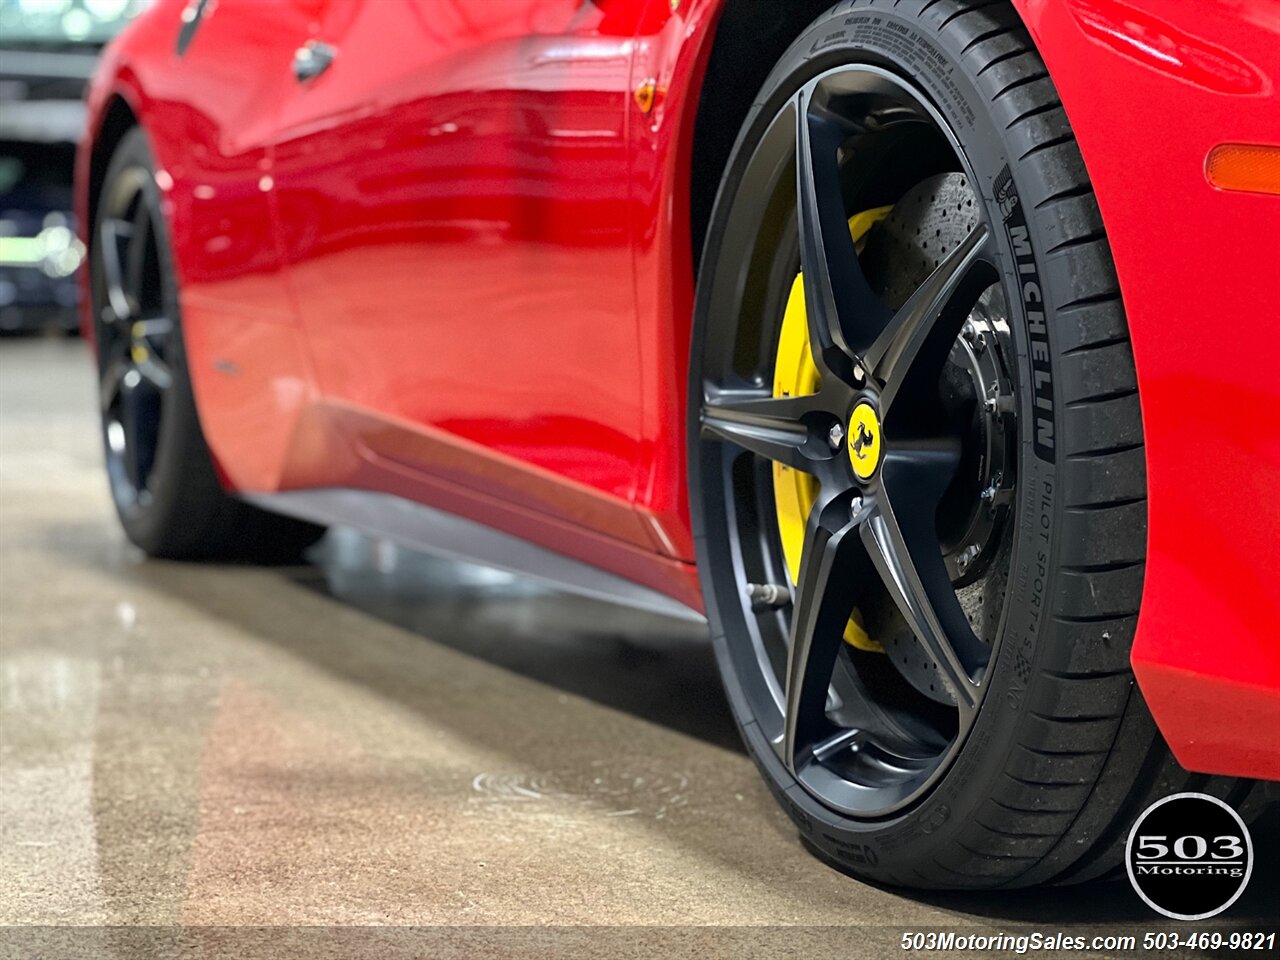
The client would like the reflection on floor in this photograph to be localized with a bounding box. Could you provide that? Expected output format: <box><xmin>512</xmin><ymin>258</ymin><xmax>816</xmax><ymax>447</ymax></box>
<box><xmin>1</xmin><ymin>339</ymin><xmax>1275</xmax><ymax>950</ymax></box>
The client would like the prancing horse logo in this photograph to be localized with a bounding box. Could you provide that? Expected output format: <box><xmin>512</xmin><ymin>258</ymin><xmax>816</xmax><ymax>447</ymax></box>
<box><xmin>848</xmin><ymin>401</ymin><xmax>881</xmax><ymax>480</ymax></box>
<box><xmin>852</xmin><ymin>421</ymin><xmax>876</xmax><ymax>460</ymax></box>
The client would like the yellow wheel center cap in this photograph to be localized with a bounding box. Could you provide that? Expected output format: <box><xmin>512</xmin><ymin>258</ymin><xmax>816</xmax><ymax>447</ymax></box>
<box><xmin>848</xmin><ymin>402</ymin><xmax>882</xmax><ymax>480</ymax></box>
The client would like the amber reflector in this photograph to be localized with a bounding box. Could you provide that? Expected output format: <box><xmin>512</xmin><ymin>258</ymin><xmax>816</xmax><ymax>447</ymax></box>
<box><xmin>1205</xmin><ymin>143</ymin><xmax>1280</xmax><ymax>195</ymax></box>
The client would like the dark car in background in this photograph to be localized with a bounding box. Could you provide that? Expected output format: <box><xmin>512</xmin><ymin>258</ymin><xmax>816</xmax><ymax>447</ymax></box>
<box><xmin>0</xmin><ymin>0</ymin><xmax>146</xmax><ymax>332</ymax></box>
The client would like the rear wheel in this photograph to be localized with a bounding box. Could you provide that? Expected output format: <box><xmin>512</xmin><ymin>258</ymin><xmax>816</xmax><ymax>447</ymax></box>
<box><xmin>92</xmin><ymin>127</ymin><xmax>323</xmax><ymax>562</ymax></box>
<box><xmin>688</xmin><ymin>0</ymin><xmax>1262</xmax><ymax>888</ymax></box>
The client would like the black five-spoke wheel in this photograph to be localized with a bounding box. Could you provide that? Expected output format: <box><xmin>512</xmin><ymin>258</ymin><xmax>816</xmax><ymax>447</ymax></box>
<box><xmin>698</xmin><ymin>64</ymin><xmax>1007</xmax><ymax>817</ymax></box>
<box><xmin>94</xmin><ymin>164</ymin><xmax>175</xmax><ymax>515</ymax></box>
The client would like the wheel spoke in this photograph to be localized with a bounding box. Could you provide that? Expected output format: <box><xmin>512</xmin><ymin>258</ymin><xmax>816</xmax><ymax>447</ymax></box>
<box><xmin>868</xmin><ymin>222</ymin><xmax>994</xmax><ymax>412</ymax></box>
<box><xmin>99</xmin><ymin>356</ymin><xmax>129</xmax><ymax>411</ymax></box>
<box><xmin>794</xmin><ymin>85</ymin><xmax>890</xmax><ymax>379</ymax></box>
<box><xmin>99</xmin><ymin>218</ymin><xmax>134</xmax><ymax>322</ymax></box>
<box><xmin>702</xmin><ymin>386</ymin><xmax>832</xmax><ymax>472</ymax></box>
<box><xmin>132</xmin><ymin>316</ymin><xmax>174</xmax><ymax>362</ymax></box>
<box><xmin>134</xmin><ymin>355</ymin><xmax>173</xmax><ymax>392</ymax></box>
<box><xmin>862</xmin><ymin>439</ymin><xmax>986</xmax><ymax>711</ymax></box>
<box><xmin>124</xmin><ymin>203</ymin><xmax>152</xmax><ymax>310</ymax></box>
<box><xmin>131</xmin><ymin>316</ymin><xmax>173</xmax><ymax>340</ymax></box>
<box><xmin>782</xmin><ymin>490</ymin><xmax>872</xmax><ymax>771</ymax></box>
<box><xmin>99</xmin><ymin>304</ymin><xmax>130</xmax><ymax>334</ymax></box>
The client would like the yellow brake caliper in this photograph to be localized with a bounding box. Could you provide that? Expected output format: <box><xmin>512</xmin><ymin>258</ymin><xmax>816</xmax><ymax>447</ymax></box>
<box><xmin>773</xmin><ymin>206</ymin><xmax>893</xmax><ymax>653</ymax></box>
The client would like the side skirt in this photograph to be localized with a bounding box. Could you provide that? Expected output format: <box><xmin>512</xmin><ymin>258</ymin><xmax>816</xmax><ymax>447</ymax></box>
<box><xmin>244</xmin><ymin>488</ymin><xmax>707</xmax><ymax>624</ymax></box>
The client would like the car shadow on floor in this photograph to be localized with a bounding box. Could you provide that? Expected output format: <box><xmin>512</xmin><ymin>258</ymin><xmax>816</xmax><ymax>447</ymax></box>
<box><xmin>285</xmin><ymin>529</ymin><xmax>742</xmax><ymax>752</ymax></box>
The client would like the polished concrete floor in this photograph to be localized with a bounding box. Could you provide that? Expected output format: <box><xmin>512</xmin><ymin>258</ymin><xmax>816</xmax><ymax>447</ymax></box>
<box><xmin>1</xmin><ymin>339</ymin><xmax>1275</xmax><ymax>956</ymax></box>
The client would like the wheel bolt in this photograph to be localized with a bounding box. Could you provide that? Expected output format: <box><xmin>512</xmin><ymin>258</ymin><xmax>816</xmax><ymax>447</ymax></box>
<box><xmin>747</xmin><ymin>583</ymin><xmax>790</xmax><ymax>607</ymax></box>
<box><xmin>828</xmin><ymin>422</ymin><xmax>845</xmax><ymax>450</ymax></box>
<box><xmin>850</xmin><ymin>495</ymin><xmax>863</xmax><ymax>518</ymax></box>
<box><xmin>852</xmin><ymin>364</ymin><xmax>866</xmax><ymax>386</ymax></box>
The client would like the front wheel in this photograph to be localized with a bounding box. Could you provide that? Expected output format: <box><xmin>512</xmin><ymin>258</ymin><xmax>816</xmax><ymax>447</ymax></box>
<box><xmin>688</xmin><ymin>0</ymin><xmax>1261</xmax><ymax>888</ymax></box>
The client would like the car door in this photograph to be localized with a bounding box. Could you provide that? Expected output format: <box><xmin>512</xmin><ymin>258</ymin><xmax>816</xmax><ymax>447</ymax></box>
<box><xmin>269</xmin><ymin>0</ymin><xmax>657</xmax><ymax>547</ymax></box>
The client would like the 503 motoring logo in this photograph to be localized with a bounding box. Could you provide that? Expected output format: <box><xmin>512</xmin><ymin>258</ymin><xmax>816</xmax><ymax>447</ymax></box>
<box><xmin>1126</xmin><ymin>793</ymin><xmax>1255</xmax><ymax>920</ymax></box>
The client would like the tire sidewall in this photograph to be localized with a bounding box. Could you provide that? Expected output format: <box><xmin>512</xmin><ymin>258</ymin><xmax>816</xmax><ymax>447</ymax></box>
<box><xmin>689</xmin><ymin>3</ymin><xmax>1067</xmax><ymax>885</ymax></box>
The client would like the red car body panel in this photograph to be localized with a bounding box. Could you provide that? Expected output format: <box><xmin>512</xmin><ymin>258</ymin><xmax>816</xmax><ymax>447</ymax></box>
<box><xmin>77</xmin><ymin>0</ymin><xmax>1280</xmax><ymax>779</ymax></box>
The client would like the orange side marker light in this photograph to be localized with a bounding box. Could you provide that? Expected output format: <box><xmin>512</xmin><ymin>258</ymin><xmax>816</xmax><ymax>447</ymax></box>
<box><xmin>634</xmin><ymin>79</ymin><xmax>659</xmax><ymax>115</ymax></box>
<box><xmin>1205</xmin><ymin>143</ymin><xmax>1280</xmax><ymax>196</ymax></box>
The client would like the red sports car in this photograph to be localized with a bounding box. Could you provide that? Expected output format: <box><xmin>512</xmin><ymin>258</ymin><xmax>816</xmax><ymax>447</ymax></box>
<box><xmin>77</xmin><ymin>0</ymin><xmax>1279</xmax><ymax>888</ymax></box>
